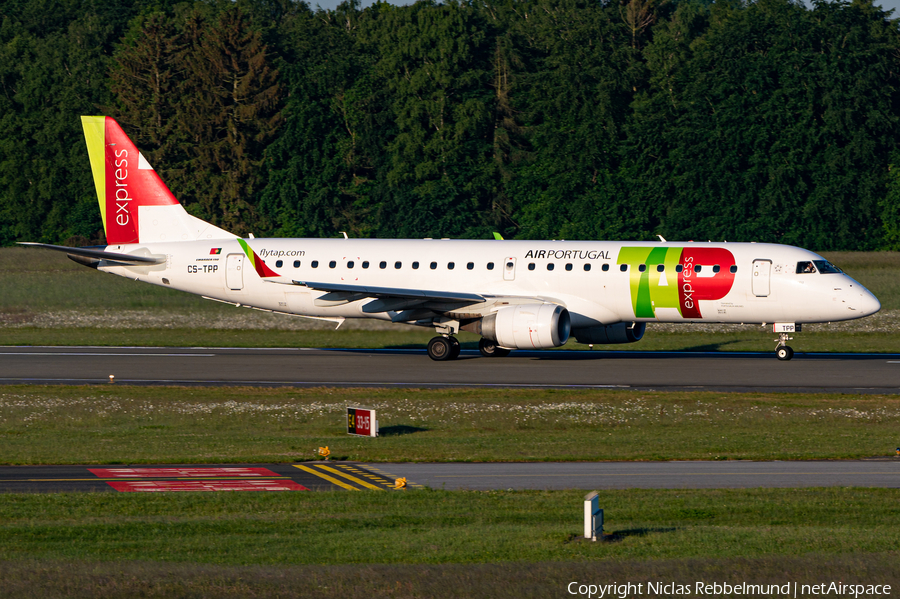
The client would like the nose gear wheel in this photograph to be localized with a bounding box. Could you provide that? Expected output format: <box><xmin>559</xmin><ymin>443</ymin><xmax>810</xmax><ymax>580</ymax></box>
<box><xmin>775</xmin><ymin>332</ymin><xmax>794</xmax><ymax>361</ymax></box>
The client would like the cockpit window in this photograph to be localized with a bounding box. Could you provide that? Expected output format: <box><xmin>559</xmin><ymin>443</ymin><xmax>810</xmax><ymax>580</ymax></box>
<box><xmin>813</xmin><ymin>260</ymin><xmax>842</xmax><ymax>274</ymax></box>
<box><xmin>796</xmin><ymin>261</ymin><xmax>817</xmax><ymax>274</ymax></box>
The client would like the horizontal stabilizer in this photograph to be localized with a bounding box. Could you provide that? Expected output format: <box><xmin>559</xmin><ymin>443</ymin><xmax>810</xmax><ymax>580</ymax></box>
<box><xmin>18</xmin><ymin>242</ymin><xmax>166</xmax><ymax>266</ymax></box>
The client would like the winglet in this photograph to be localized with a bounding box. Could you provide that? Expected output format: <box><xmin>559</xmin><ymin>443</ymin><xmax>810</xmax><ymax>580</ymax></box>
<box><xmin>493</xmin><ymin>232</ymin><xmax>505</xmax><ymax>240</ymax></box>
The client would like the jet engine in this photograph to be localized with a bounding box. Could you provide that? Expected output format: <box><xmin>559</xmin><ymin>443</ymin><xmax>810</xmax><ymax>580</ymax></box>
<box><xmin>572</xmin><ymin>322</ymin><xmax>646</xmax><ymax>345</ymax></box>
<box><xmin>479</xmin><ymin>304</ymin><xmax>571</xmax><ymax>349</ymax></box>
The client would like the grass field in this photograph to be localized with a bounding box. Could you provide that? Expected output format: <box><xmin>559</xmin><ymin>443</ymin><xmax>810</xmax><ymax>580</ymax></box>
<box><xmin>2</xmin><ymin>385</ymin><xmax>898</xmax><ymax>464</ymax></box>
<box><xmin>2</xmin><ymin>247</ymin><xmax>899</xmax><ymax>352</ymax></box>
<box><xmin>2</xmin><ymin>554</ymin><xmax>897</xmax><ymax>599</ymax></box>
<box><xmin>0</xmin><ymin>488</ymin><xmax>896</xmax><ymax>597</ymax></box>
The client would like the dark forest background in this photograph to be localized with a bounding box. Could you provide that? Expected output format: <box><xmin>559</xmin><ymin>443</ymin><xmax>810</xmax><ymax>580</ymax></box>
<box><xmin>2</xmin><ymin>0</ymin><xmax>900</xmax><ymax>249</ymax></box>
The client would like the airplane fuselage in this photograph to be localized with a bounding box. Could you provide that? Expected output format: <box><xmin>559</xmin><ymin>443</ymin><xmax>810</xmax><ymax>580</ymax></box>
<box><xmin>100</xmin><ymin>238</ymin><xmax>880</xmax><ymax>330</ymax></box>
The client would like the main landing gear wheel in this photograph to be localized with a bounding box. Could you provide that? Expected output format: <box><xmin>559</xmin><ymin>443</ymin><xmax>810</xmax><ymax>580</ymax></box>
<box><xmin>776</xmin><ymin>346</ymin><xmax>794</xmax><ymax>361</ymax></box>
<box><xmin>427</xmin><ymin>336</ymin><xmax>458</xmax><ymax>361</ymax></box>
<box><xmin>478</xmin><ymin>338</ymin><xmax>511</xmax><ymax>358</ymax></box>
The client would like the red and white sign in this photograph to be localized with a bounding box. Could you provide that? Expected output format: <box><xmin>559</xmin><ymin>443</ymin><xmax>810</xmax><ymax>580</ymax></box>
<box><xmin>107</xmin><ymin>480</ymin><xmax>308</xmax><ymax>492</ymax></box>
<box><xmin>347</xmin><ymin>406</ymin><xmax>377</xmax><ymax>437</ymax></box>
<box><xmin>90</xmin><ymin>467</ymin><xmax>280</xmax><ymax>478</ymax></box>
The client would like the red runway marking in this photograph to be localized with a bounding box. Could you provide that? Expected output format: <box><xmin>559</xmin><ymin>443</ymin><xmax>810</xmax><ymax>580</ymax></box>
<box><xmin>107</xmin><ymin>480</ymin><xmax>308</xmax><ymax>492</ymax></box>
<box><xmin>90</xmin><ymin>467</ymin><xmax>280</xmax><ymax>478</ymax></box>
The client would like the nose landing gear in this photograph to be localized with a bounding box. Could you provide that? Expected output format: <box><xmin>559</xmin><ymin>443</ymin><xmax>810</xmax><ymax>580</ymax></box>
<box><xmin>775</xmin><ymin>332</ymin><xmax>794</xmax><ymax>361</ymax></box>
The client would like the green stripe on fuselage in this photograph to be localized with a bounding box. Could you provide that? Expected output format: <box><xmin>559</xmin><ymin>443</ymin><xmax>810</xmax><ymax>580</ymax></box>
<box><xmin>617</xmin><ymin>247</ymin><xmax>683</xmax><ymax>318</ymax></box>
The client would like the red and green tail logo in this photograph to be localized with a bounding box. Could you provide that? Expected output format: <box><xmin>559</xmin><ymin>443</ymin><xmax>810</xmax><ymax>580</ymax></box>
<box><xmin>237</xmin><ymin>239</ymin><xmax>280</xmax><ymax>278</ymax></box>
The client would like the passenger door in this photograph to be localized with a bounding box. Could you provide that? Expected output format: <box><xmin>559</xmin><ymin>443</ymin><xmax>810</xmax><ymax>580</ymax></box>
<box><xmin>226</xmin><ymin>254</ymin><xmax>244</xmax><ymax>290</ymax></box>
<box><xmin>752</xmin><ymin>259</ymin><xmax>771</xmax><ymax>297</ymax></box>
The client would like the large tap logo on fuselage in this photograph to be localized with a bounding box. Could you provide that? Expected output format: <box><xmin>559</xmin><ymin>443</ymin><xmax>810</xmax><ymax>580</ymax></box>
<box><xmin>618</xmin><ymin>247</ymin><xmax>736</xmax><ymax>319</ymax></box>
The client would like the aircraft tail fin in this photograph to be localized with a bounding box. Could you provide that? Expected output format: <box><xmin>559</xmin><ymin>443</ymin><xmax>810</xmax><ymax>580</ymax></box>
<box><xmin>81</xmin><ymin>116</ymin><xmax>236</xmax><ymax>246</ymax></box>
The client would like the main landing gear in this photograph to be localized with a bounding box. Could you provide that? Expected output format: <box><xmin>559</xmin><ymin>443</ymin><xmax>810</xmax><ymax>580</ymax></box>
<box><xmin>478</xmin><ymin>337</ymin><xmax>510</xmax><ymax>358</ymax></box>
<box><xmin>426</xmin><ymin>336</ymin><xmax>513</xmax><ymax>360</ymax></box>
<box><xmin>427</xmin><ymin>335</ymin><xmax>460</xmax><ymax>361</ymax></box>
<box><xmin>775</xmin><ymin>332</ymin><xmax>794</xmax><ymax>361</ymax></box>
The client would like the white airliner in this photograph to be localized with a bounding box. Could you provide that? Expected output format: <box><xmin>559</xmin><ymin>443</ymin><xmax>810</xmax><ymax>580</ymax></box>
<box><xmin>22</xmin><ymin>116</ymin><xmax>881</xmax><ymax>361</ymax></box>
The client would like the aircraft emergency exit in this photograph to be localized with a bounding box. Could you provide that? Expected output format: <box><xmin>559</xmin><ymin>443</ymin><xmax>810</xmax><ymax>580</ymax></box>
<box><xmin>21</xmin><ymin>116</ymin><xmax>881</xmax><ymax>361</ymax></box>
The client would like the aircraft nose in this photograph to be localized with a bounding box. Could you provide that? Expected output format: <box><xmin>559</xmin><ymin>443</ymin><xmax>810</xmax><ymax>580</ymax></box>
<box><xmin>855</xmin><ymin>288</ymin><xmax>881</xmax><ymax>317</ymax></box>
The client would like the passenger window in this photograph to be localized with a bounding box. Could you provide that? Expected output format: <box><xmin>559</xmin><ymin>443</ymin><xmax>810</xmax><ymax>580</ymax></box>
<box><xmin>565</xmin><ymin>263</ymin><xmax>573</xmax><ymax>271</ymax></box>
<box><xmin>547</xmin><ymin>263</ymin><xmax>555</xmax><ymax>271</ymax></box>
<box><xmin>412</xmin><ymin>261</ymin><xmax>419</xmax><ymax>269</ymax></box>
<box><xmin>695</xmin><ymin>265</ymin><xmax>703</xmax><ymax>273</ymax></box>
<box><xmin>602</xmin><ymin>264</ymin><xmax>609</xmax><ymax>272</ymax></box>
<box><xmin>467</xmin><ymin>262</ymin><xmax>474</xmax><ymax>270</ymax></box>
<box><xmin>730</xmin><ymin>265</ymin><xmax>738</xmax><ymax>274</ymax></box>
<box><xmin>675</xmin><ymin>264</ymin><xmax>683</xmax><ymax>273</ymax></box>
<box><xmin>430</xmin><ymin>262</ymin><xmax>438</xmax><ymax>270</ymax></box>
<box><xmin>656</xmin><ymin>264</ymin><xmax>664</xmax><ymax>272</ymax></box>
<box><xmin>329</xmin><ymin>260</ymin><xmax>336</xmax><ymax>268</ymax></box>
<box><xmin>620</xmin><ymin>264</ymin><xmax>628</xmax><ymax>272</ymax></box>
<box><xmin>487</xmin><ymin>262</ymin><xmax>494</xmax><ymax>270</ymax></box>
<box><xmin>293</xmin><ymin>260</ymin><xmax>301</xmax><ymax>268</ymax></box>
<box><xmin>584</xmin><ymin>264</ymin><xmax>591</xmax><ymax>272</ymax></box>
<box><xmin>395</xmin><ymin>261</ymin><xmax>402</xmax><ymax>269</ymax></box>
<box><xmin>275</xmin><ymin>260</ymin><xmax>283</xmax><ymax>268</ymax></box>
<box><xmin>712</xmin><ymin>265</ymin><xmax>721</xmax><ymax>273</ymax></box>
<box><xmin>796</xmin><ymin>261</ymin><xmax>817</xmax><ymax>274</ymax></box>
<box><xmin>347</xmin><ymin>261</ymin><xmax>354</xmax><ymax>269</ymax></box>
<box><xmin>638</xmin><ymin>264</ymin><xmax>646</xmax><ymax>272</ymax></box>
<box><xmin>362</xmin><ymin>261</ymin><xmax>369</xmax><ymax>269</ymax></box>
<box><xmin>311</xmin><ymin>260</ymin><xmax>319</xmax><ymax>268</ymax></box>
<box><xmin>379</xmin><ymin>261</ymin><xmax>387</xmax><ymax>269</ymax></box>
<box><xmin>448</xmin><ymin>262</ymin><xmax>455</xmax><ymax>270</ymax></box>
<box><xmin>528</xmin><ymin>263</ymin><xmax>535</xmax><ymax>271</ymax></box>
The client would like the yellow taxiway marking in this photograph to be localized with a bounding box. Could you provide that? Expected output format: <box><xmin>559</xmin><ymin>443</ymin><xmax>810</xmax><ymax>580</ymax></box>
<box><xmin>359</xmin><ymin>466</ymin><xmax>425</xmax><ymax>488</ymax></box>
<box><xmin>293</xmin><ymin>465</ymin><xmax>359</xmax><ymax>491</ymax></box>
<box><xmin>315</xmin><ymin>465</ymin><xmax>385</xmax><ymax>490</ymax></box>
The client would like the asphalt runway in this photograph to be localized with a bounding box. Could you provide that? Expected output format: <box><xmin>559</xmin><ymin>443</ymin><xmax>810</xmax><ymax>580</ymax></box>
<box><xmin>364</xmin><ymin>460</ymin><xmax>900</xmax><ymax>490</ymax></box>
<box><xmin>0</xmin><ymin>346</ymin><xmax>898</xmax><ymax>393</ymax></box>
<box><xmin>1</xmin><ymin>461</ymin><xmax>896</xmax><ymax>493</ymax></box>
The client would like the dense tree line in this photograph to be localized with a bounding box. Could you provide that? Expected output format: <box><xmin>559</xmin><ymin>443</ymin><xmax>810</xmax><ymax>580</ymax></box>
<box><xmin>2</xmin><ymin>0</ymin><xmax>900</xmax><ymax>249</ymax></box>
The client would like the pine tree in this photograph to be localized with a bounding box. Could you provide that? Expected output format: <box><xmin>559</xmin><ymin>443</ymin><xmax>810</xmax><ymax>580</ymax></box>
<box><xmin>178</xmin><ymin>5</ymin><xmax>283</xmax><ymax>235</ymax></box>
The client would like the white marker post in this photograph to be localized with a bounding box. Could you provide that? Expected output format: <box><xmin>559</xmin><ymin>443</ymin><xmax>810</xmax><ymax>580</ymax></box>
<box><xmin>584</xmin><ymin>491</ymin><xmax>603</xmax><ymax>541</ymax></box>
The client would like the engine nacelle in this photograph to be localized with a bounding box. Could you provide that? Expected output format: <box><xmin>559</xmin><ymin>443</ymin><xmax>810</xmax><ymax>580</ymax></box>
<box><xmin>480</xmin><ymin>304</ymin><xmax>570</xmax><ymax>349</ymax></box>
<box><xmin>572</xmin><ymin>322</ymin><xmax>646</xmax><ymax>345</ymax></box>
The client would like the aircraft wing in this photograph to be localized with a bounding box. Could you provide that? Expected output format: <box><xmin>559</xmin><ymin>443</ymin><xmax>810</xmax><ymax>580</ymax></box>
<box><xmin>275</xmin><ymin>280</ymin><xmax>560</xmax><ymax>319</ymax></box>
<box><xmin>265</xmin><ymin>279</ymin><xmax>486</xmax><ymax>313</ymax></box>
<box><xmin>288</xmin><ymin>280</ymin><xmax>485</xmax><ymax>304</ymax></box>
<box><xmin>18</xmin><ymin>242</ymin><xmax>166</xmax><ymax>266</ymax></box>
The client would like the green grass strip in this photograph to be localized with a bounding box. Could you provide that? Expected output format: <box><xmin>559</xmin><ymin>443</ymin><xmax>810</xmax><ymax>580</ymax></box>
<box><xmin>0</xmin><ymin>488</ymin><xmax>897</xmax><ymax>565</ymax></box>
<box><xmin>1</xmin><ymin>386</ymin><xmax>898</xmax><ymax>463</ymax></box>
